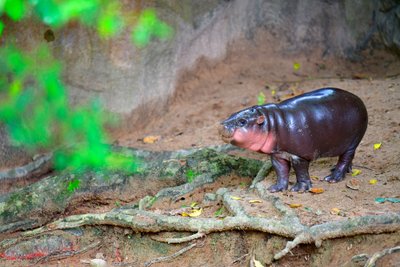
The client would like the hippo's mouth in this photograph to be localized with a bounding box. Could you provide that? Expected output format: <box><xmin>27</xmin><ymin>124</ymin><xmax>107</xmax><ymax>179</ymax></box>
<box><xmin>219</xmin><ymin>125</ymin><xmax>235</xmax><ymax>143</ymax></box>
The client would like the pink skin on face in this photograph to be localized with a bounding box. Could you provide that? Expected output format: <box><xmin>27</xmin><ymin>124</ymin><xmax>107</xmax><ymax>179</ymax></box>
<box><xmin>232</xmin><ymin>128</ymin><xmax>276</xmax><ymax>153</ymax></box>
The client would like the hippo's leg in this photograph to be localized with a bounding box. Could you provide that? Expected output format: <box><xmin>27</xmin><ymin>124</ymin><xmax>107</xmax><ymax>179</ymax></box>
<box><xmin>268</xmin><ymin>155</ymin><xmax>290</xmax><ymax>192</ymax></box>
<box><xmin>324</xmin><ymin>148</ymin><xmax>355</xmax><ymax>183</ymax></box>
<box><xmin>290</xmin><ymin>157</ymin><xmax>312</xmax><ymax>192</ymax></box>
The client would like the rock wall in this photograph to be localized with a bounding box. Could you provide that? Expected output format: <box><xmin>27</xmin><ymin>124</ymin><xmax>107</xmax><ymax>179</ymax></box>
<box><xmin>1</xmin><ymin>0</ymin><xmax>398</xmax><ymax>168</ymax></box>
<box><xmin>2</xmin><ymin>0</ymin><xmax>388</xmax><ymax>115</ymax></box>
<box><xmin>376</xmin><ymin>0</ymin><xmax>400</xmax><ymax>55</ymax></box>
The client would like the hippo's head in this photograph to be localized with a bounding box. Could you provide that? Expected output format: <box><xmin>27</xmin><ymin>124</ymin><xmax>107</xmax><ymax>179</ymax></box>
<box><xmin>219</xmin><ymin>106</ymin><xmax>276</xmax><ymax>153</ymax></box>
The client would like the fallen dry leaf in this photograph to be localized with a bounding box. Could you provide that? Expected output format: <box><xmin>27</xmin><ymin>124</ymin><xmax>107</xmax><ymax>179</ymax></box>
<box><xmin>230</xmin><ymin>196</ymin><xmax>242</xmax><ymax>200</ymax></box>
<box><xmin>181</xmin><ymin>208</ymin><xmax>203</xmax><ymax>217</ymax></box>
<box><xmin>253</xmin><ymin>258</ymin><xmax>265</xmax><ymax>267</ymax></box>
<box><xmin>330</xmin><ymin>208</ymin><xmax>341</xmax><ymax>215</ymax></box>
<box><xmin>351</xmin><ymin>169</ymin><xmax>362</xmax><ymax>176</ymax></box>
<box><xmin>143</xmin><ymin>135</ymin><xmax>161</xmax><ymax>144</ymax></box>
<box><xmin>309</xmin><ymin>188</ymin><xmax>324</xmax><ymax>194</ymax></box>
<box><xmin>310</xmin><ymin>175</ymin><xmax>320</xmax><ymax>181</ymax></box>
<box><xmin>289</xmin><ymin>203</ymin><xmax>302</xmax><ymax>208</ymax></box>
<box><xmin>346</xmin><ymin>178</ymin><xmax>360</xmax><ymax>190</ymax></box>
<box><xmin>369</xmin><ymin>179</ymin><xmax>378</xmax><ymax>185</ymax></box>
<box><xmin>248</xmin><ymin>199</ymin><xmax>262</xmax><ymax>204</ymax></box>
<box><xmin>373</xmin><ymin>142</ymin><xmax>382</xmax><ymax>150</ymax></box>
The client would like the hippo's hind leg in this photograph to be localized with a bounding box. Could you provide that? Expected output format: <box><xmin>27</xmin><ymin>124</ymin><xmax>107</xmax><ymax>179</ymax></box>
<box><xmin>324</xmin><ymin>147</ymin><xmax>356</xmax><ymax>183</ymax></box>
<box><xmin>290</xmin><ymin>156</ymin><xmax>312</xmax><ymax>192</ymax></box>
<box><xmin>268</xmin><ymin>155</ymin><xmax>290</xmax><ymax>192</ymax></box>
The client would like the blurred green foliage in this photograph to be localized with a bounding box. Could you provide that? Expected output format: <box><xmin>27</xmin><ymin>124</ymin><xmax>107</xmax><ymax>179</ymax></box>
<box><xmin>67</xmin><ymin>178</ymin><xmax>80</xmax><ymax>192</ymax></box>
<box><xmin>0</xmin><ymin>1</ymin><xmax>174</xmax><ymax>177</ymax></box>
<box><xmin>0</xmin><ymin>0</ymin><xmax>173</xmax><ymax>42</ymax></box>
<box><xmin>132</xmin><ymin>9</ymin><xmax>173</xmax><ymax>47</ymax></box>
<box><xmin>186</xmin><ymin>169</ymin><xmax>199</xmax><ymax>183</ymax></box>
<box><xmin>0</xmin><ymin>45</ymin><xmax>139</xmax><ymax>172</ymax></box>
<box><xmin>257</xmin><ymin>91</ymin><xmax>266</xmax><ymax>105</ymax></box>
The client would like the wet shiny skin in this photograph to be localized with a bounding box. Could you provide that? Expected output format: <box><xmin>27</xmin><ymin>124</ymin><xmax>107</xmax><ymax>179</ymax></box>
<box><xmin>220</xmin><ymin>88</ymin><xmax>368</xmax><ymax>193</ymax></box>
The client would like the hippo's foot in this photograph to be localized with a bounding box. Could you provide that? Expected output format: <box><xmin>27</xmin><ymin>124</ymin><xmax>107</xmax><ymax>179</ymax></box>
<box><xmin>290</xmin><ymin>181</ymin><xmax>312</xmax><ymax>192</ymax></box>
<box><xmin>324</xmin><ymin>170</ymin><xmax>347</xmax><ymax>183</ymax></box>
<box><xmin>268</xmin><ymin>183</ymin><xmax>288</xmax><ymax>193</ymax></box>
<box><xmin>324</xmin><ymin>163</ymin><xmax>352</xmax><ymax>183</ymax></box>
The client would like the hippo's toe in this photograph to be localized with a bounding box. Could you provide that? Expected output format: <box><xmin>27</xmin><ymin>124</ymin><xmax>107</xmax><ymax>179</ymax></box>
<box><xmin>290</xmin><ymin>181</ymin><xmax>312</xmax><ymax>192</ymax></box>
<box><xmin>268</xmin><ymin>183</ymin><xmax>288</xmax><ymax>192</ymax></box>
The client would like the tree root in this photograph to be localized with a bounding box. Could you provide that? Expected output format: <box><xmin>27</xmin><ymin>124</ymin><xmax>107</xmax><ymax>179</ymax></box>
<box><xmin>0</xmin><ymin>153</ymin><xmax>52</xmax><ymax>182</ymax></box>
<box><xmin>2</xmin><ymin>186</ymin><xmax>399</xmax><ymax>261</ymax></box>
<box><xmin>1</xmin><ymin>145</ymin><xmax>400</xmax><ymax>263</ymax></box>
<box><xmin>365</xmin><ymin>245</ymin><xmax>400</xmax><ymax>267</ymax></box>
<box><xmin>0</xmin><ymin>145</ymin><xmax>263</xmax><ymax>233</ymax></box>
<box><xmin>150</xmin><ymin>232</ymin><xmax>206</xmax><ymax>244</ymax></box>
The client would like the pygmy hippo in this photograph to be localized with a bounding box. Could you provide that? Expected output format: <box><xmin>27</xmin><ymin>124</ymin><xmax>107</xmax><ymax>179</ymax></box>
<box><xmin>220</xmin><ymin>88</ymin><xmax>368</xmax><ymax>192</ymax></box>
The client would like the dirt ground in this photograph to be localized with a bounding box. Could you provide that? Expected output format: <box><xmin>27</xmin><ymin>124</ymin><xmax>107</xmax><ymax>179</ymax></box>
<box><xmin>2</xmin><ymin>31</ymin><xmax>400</xmax><ymax>266</ymax></box>
<box><xmin>117</xmin><ymin>31</ymin><xmax>400</xmax><ymax>226</ymax></box>
<box><xmin>117</xmin><ymin>31</ymin><xmax>400</xmax><ymax>265</ymax></box>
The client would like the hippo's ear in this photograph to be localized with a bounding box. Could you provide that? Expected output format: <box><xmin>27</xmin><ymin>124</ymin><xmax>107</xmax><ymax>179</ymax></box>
<box><xmin>256</xmin><ymin>115</ymin><xmax>265</xmax><ymax>125</ymax></box>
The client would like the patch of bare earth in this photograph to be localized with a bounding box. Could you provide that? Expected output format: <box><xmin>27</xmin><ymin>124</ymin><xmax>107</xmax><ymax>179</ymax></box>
<box><xmin>113</xmin><ymin>31</ymin><xmax>400</xmax><ymax>266</ymax></box>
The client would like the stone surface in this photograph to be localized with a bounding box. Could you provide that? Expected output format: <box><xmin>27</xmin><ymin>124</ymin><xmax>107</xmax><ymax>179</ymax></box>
<box><xmin>1</xmin><ymin>0</ymin><xmax>399</xmax><ymax>169</ymax></box>
<box><xmin>2</xmin><ymin>0</ymin><xmax>390</xmax><ymax>116</ymax></box>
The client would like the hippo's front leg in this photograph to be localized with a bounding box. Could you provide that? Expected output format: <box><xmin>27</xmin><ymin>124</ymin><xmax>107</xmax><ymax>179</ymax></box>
<box><xmin>268</xmin><ymin>154</ymin><xmax>290</xmax><ymax>192</ymax></box>
<box><xmin>290</xmin><ymin>157</ymin><xmax>312</xmax><ymax>192</ymax></box>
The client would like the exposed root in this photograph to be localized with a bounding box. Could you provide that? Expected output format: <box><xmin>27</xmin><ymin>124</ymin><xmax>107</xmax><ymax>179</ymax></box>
<box><xmin>144</xmin><ymin>242</ymin><xmax>198</xmax><ymax>267</ymax></box>
<box><xmin>365</xmin><ymin>245</ymin><xmax>400</xmax><ymax>267</ymax></box>
<box><xmin>273</xmin><ymin>232</ymin><xmax>313</xmax><ymax>260</ymax></box>
<box><xmin>0</xmin><ymin>153</ymin><xmax>52</xmax><ymax>182</ymax></box>
<box><xmin>1</xmin><ymin>145</ymin><xmax>400</xmax><ymax>263</ymax></box>
<box><xmin>250</xmin><ymin>160</ymin><xmax>272</xmax><ymax>189</ymax></box>
<box><xmin>4</xmin><ymin>189</ymin><xmax>398</xmax><ymax>262</ymax></box>
<box><xmin>150</xmin><ymin>232</ymin><xmax>206</xmax><ymax>244</ymax></box>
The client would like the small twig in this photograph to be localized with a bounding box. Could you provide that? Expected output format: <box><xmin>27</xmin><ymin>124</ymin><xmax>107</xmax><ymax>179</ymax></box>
<box><xmin>144</xmin><ymin>242</ymin><xmax>197</xmax><ymax>267</ymax></box>
<box><xmin>231</xmin><ymin>253</ymin><xmax>249</xmax><ymax>265</ymax></box>
<box><xmin>150</xmin><ymin>232</ymin><xmax>205</xmax><ymax>244</ymax></box>
<box><xmin>365</xmin><ymin>246</ymin><xmax>400</xmax><ymax>267</ymax></box>
<box><xmin>352</xmin><ymin>164</ymin><xmax>374</xmax><ymax>171</ymax></box>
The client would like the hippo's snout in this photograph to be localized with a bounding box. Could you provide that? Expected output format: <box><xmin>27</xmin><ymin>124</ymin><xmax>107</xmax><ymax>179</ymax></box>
<box><xmin>219</xmin><ymin>121</ymin><xmax>235</xmax><ymax>143</ymax></box>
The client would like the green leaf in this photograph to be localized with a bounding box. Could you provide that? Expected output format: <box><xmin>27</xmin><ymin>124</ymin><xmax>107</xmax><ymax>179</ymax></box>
<box><xmin>214</xmin><ymin>207</ymin><xmax>224</xmax><ymax>217</ymax></box>
<box><xmin>257</xmin><ymin>92</ymin><xmax>266</xmax><ymax>105</ymax></box>
<box><xmin>186</xmin><ymin>169</ymin><xmax>199</xmax><ymax>183</ymax></box>
<box><xmin>67</xmin><ymin>179</ymin><xmax>81</xmax><ymax>192</ymax></box>
<box><xmin>0</xmin><ymin>21</ymin><xmax>4</xmax><ymax>37</ymax></box>
<box><xmin>4</xmin><ymin>0</ymin><xmax>25</xmax><ymax>20</ymax></box>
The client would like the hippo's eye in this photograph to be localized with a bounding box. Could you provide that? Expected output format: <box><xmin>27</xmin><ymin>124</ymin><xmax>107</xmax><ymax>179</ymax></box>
<box><xmin>238</xmin><ymin>118</ymin><xmax>247</xmax><ymax>127</ymax></box>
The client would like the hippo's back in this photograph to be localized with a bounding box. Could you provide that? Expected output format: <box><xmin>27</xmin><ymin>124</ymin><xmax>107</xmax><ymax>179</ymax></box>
<box><xmin>273</xmin><ymin>88</ymin><xmax>368</xmax><ymax>160</ymax></box>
